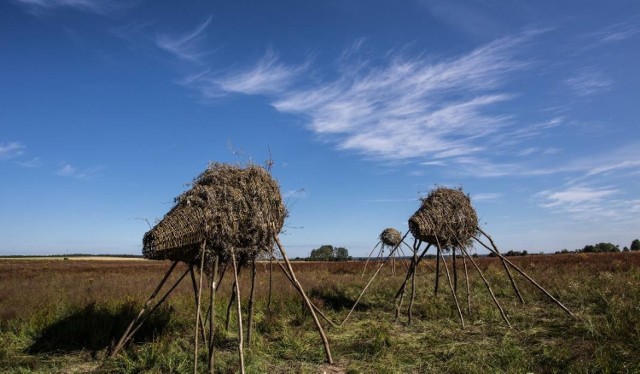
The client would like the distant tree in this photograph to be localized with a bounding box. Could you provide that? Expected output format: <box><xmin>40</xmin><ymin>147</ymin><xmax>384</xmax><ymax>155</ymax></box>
<box><xmin>309</xmin><ymin>245</ymin><xmax>335</xmax><ymax>261</ymax></box>
<box><xmin>631</xmin><ymin>239</ymin><xmax>640</xmax><ymax>251</ymax></box>
<box><xmin>623</xmin><ymin>247</ymin><xmax>630</xmax><ymax>252</ymax></box>
<box><xmin>334</xmin><ymin>247</ymin><xmax>350</xmax><ymax>261</ymax></box>
<box><xmin>581</xmin><ymin>242</ymin><xmax>620</xmax><ymax>253</ymax></box>
<box><xmin>308</xmin><ymin>245</ymin><xmax>350</xmax><ymax>261</ymax></box>
<box><xmin>522</xmin><ymin>250</ymin><xmax>528</xmax><ymax>256</ymax></box>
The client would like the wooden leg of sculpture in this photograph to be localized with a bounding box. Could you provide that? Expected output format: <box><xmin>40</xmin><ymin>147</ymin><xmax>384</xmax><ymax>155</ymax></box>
<box><xmin>110</xmin><ymin>261</ymin><xmax>178</xmax><ymax>357</ymax></box>
<box><xmin>225</xmin><ymin>267</ymin><xmax>243</xmax><ymax>331</ymax></box>
<box><xmin>474</xmin><ymin>229</ymin><xmax>524</xmax><ymax>304</ymax></box>
<box><xmin>126</xmin><ymin>265</ymin><xmax>191</xmax><ymax>343</ymax></box>
<box><xmin>207</xmin><ymin>255</ymin><xmax>219</xmax><ymax>374</ymax></box>
<box><xmin>394</xmin><ymin>242</ymin><xmax>430</xmax><ymax>320</ymax></box>
<box><xmin>434</xmin><ymin>245</ymin><xmax>441</xmax><ymax>295</ymax></box>
<box><xmin>473</xmin><ymin>232</ymin><xmax>574</xmax><ymax>317</ymax></box>
<box><xmin>190</xmin><ymin>267</ymin><xmax>209</xmax><ymax>347</ymax></box>
<box><xmin>452</xmin><ymin>249</ymin><xmax>458</xmax><ymax>295</ymax></box>
<box><xmin>343</xmin><ymin>231</ymin><xmax>410</xmax><ymax>327</ymax></box>
<box><xmin>204</xmin><ymin>261</ymin><xmax>227</xmax><ymax>327</ymax></box>
<box><xmin>460</xmin><ymin>247</ymin><xmax>511</xmax><ymax>327</ymax></box>
<box><xmin>274</xmin><ymin>234</ymin><xmax>334</xmax><ymax>364</ymax></box>
<box><xmin>247</xmin><ymin>260</ymin><xmax>257</xmax><ymax>346</ymax></box>
<box><xmin>435</xmin><ymin>240</ymin><xmax>464</xmax><ymax>328</ymax></box>
<box><xmin>269</xmin><ymin>252</ymin><xmax>338</xmax><ymax>328</ymax></box>
<box><xmin>395</xmin><ymin>240</ymin><xmax>419</xmax><ymax>321</ymax></box>
<box><xmin>362</xmin><ymin>242</ymin><xmax>381</xmax><ymax>277</ymax></box>
<box><xmin>391</xmin><ymin>248</ymin><xmax>396</xmax><ymax>276</ymax></box>
<box><xmin>230</xmin><ymin>249</ymin><xmax>246</xmax><ymax>374</ymax></box>
<box><xmin>193</xmin><ymin>241</ymin><xmax>207</xmax><ymax>374</ymax></box>
<box><xmin>268</xmin><ymin>249</ymin><xmax>273</xmax><ymax>313</ymax></box>
<box><xmin>407</xmin><ymin>238</ymin><xmax>419</xmax><ymax>325</ymax></box>
<box><xmin>462</xmin><ymin>253</ymin><xmax>471</xmax><ymax>315</ymax></box>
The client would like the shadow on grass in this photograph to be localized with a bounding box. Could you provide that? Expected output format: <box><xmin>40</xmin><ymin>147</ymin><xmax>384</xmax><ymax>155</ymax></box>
<box><xmin>27</xmin><ymin>302</ymin><xmax>172</xmax><ymax>354</ymax></box>
<box><xmin>310</xmin><ymin>286</ymin><xmax>370</xmax><ymax>312</ymax></box>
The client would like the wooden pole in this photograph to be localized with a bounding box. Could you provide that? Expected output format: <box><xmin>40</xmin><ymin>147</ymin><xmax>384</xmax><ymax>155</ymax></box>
<box><xmin>434</xmin><ymin>246</ymin><xmax>441</xmax><ymax>295</ymax></box>
<box><xmin>193</xmin><ymin>242</ymin><xmax>207</xmax><ymax>374</ymax></box>
<box><xmin>474</xmin><ymin>229</ymin><xmax>524</xmax><ymax>304</ymax></box>
<box><xmin>394</xmin><ymin>243</ymin><xmax>431</xmax><ymax>300</ymax></box>
<box><xmin>126</xmin><ymin>265</ymin><xmax>190</xmax><ymax>343</ymax></box>
<box><xmin>270</xmin><ymin>252</ymin><xmax>338</xmax><ymax>327</ymax></box>
<box><xmin>407</xmin><ymin>238</ymin><xmax>419</xmax><ymax>324</ymax></box>
<box><xmin>342</xmin><ymin>231</ymin><xmax>409</xmax><ymax>326</ymax></box>
<box><xmin>230</xmin><ymin>249</ymin><xmax>245</xmax><ymax>374</ymax></box>
<box><xmin>274</xmin><ymin>234</ymin><xmax>334</xmax><ymax>364</ymax></box>
<box><xmin>474</xmin><ymin>232</ymin><xmax>575</xmax><ymax>317</ymax></box>
<box><xmin>460</xmin><ymin>247</ymin><xmax>511</xmax><ymax>327</ymax></box>
<box><xmin>268</xmin><ymin>249</ymin><xmax>273</xmax><ymax>313</ymax></box>
<box><xmin>395</xmin><ymin>240</ymin><xmax>423</xmax><ymax>321</ymax></box>
<box><xmin>462</xmin><ymin>253</ymin><xmax>471</xmax><ymax>315</ymax></box>
<box><xmin>452</xmin><ymin>249</ymin><xmax>458</xmax><ymax>295</ymax></box>
<box><xmin>190</xmin><ymin>267</ymin><xmax>209</xmax><ymax>347</ymax></box>
<box><xmin>362</xmin><ymin>242</ymin><xmax>381</xmax><ymax>277</ymax></box>
<box><xmin>247</xmin><ymin>260</ymin><xmax>257</xmax><ymax>346</ymax></box>
<box><xmin>207</xmin><ymin>255</ymin><xmax>219</xmax><ymax>374</ymax></box>
<box><xmin>436</xmin><ymin>242</ymin><xmax>464</xmax><ymax>328</ymax></box>
<box><xmin>110</xmin><ymin>261</ymin><xmax>178</xmax><ymax>357</ymax></box>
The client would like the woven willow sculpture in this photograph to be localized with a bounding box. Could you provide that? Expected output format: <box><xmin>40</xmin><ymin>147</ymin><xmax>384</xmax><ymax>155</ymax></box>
<box><xmin>362</xmin><ymin>228</ymin><xmax>411</xmax><ymax>276</ymax></box>
<box><xmin>111</xmin><ymin>163</ymin><xmax>333</xmax><ymax>373</ymax></box>
<box><xmin>343</xmin><ymin>187</ymin><xmax>574</xmax><ymax>327</ymax></box>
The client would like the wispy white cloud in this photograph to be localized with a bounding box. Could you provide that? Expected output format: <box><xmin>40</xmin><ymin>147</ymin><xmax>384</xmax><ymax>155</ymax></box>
<box><xmin>0</xmin><ymin>142</ymin><xmax>25</xmax><ymax>160</ymax></box>
<box><xmin>564</xmin><ymin>68</ymin><xmax>613</xmax><ymax>96</ymax></box>
<box><xmin>540</xmin><ymin>186</ymin><xmax>617</xmax><ymax>207</ymax></box>
<box><xmin>180</xmin><ymin>50</ymin><xmax>306</xmax><ymax>99</ymax></box>
<box><xmin>271</xmin><ymin>34</ymin><xmax>533</xmax><ymax>162</ymax></box>
<box><xmin>589</xmin><ymin>20</ymin><xmax>640</xmax><ymax>45</ymax></box>
<box><xmin>472</xmin><ymin>192</ymin><xmax>502</xmax><ymax>202</ymax></box>
<box><xmin>13</xmin><ymin>0</ymin><xmax>124</xmax><ymax>14</ymax></box>
<box><xmin>18</xmin><ymin>157</ymin><xmax>41</xmax><ymax>168</ymax></box>
<box><xmin>156</xmin><ymin>16</ymin><xmax>212</xmax><ymax>63</ymax></box>
<box><xmin>537</xmin><ymin>185</ymin><xmax>640</xmax><ymax>221</ymax></box>
<box><xmin>55</xmin><ymin>164</ymin><xmax>103</xmax><ymax>179</ymax></box>
<box><xmin>173</xmin><ymin>30</ymin><xmax>568</xmax><ymax>173</ymax></box>
<box><xmin>216</xmin><ymin>50</ymin><xmax>307</xmax><ymax>95</ymax></box>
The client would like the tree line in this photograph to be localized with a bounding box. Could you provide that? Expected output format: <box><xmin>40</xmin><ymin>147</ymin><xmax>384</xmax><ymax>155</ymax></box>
<box><xmin>556</xmin><ymin>239</ymin><xmax>640</xmax><ymax>254</ymax></box>
<box><xmin>306</xmin><ymin>245</ymin><xmax>351</xmax><ymax>261</ymax></box>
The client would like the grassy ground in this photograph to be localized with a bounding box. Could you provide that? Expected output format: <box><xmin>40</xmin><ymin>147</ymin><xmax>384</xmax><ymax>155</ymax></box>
<box><xmin>0</xmin><ymin>252</ymin><xmax>639</xmax><ymax>373</ymax></box>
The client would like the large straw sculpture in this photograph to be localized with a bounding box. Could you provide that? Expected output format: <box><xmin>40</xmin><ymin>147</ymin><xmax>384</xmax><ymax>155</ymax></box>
<box><xmin>111</xmin><ymin>163</ymin><xmax>333</xmax><ymax>373</ymax></box>
<box><xmin>343</xmin><ymin>186</ymin><xmax>575</xmax><ymax>328</ymax></box>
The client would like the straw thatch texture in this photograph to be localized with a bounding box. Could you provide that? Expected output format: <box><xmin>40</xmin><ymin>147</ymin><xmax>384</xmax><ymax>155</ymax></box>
<box><xmin>408</xmin><ymin>187</ymin><xmax>478</xmax><ymax>250</ymax></box>
<box><xmin>379</xmin><ymin>228</ymin><xmax>402</xmax><ymax>247</ymax></box>
<box><xmin>142</xmin><ymin>163</ymin><xmax>286</xmax><ymax>264</ymax></box>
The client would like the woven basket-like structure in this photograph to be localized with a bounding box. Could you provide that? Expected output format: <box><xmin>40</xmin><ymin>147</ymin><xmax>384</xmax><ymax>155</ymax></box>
<box><xmin>408</xmin><ymin>187</ymin><xmax>478</xmax><ymax>250</ymax></box>
<box><xmin>379</xmin><ymin>228</ymin><xmax>402</xmax><ymax>247</ymax></box>
<box><xmin>142</xmin><ymin>163</ymin><xmax>286</xmax><ymax>264</ymax></box>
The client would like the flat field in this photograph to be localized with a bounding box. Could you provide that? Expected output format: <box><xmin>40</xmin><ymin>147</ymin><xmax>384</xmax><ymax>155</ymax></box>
<box><xmin>1</xmin><ymin>252</ymin><xmax>638</xmax><ymax>373</ymax></box>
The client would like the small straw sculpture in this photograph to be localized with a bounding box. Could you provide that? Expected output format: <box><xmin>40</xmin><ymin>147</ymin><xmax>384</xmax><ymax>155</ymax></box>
<box><xmin>111</xmin><ymin>163</ymin><xmax>334</xmax><ymax>373</ymax></box>
<box><xmin>379</xmin><ymin>228</ymin><xmax>402</xmax><ymax>247</ymax></box>
<box><xmin>362</xmin><ymin>228</ymin><xmax>412</xmax><ymax>277</ymax></box>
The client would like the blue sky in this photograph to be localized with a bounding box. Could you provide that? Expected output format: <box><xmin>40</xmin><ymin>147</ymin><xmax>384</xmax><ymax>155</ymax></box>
<box><xmin>1</xmin><ymin>0</ymin><xmax>639</xmax><ymax>256</ymax></box>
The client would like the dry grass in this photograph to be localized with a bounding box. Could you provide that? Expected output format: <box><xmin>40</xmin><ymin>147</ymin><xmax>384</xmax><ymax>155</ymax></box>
<box><xmin>1</xmin><ymin>252</ymin><xmax>639</xmax><ymax>373</ymax></box>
